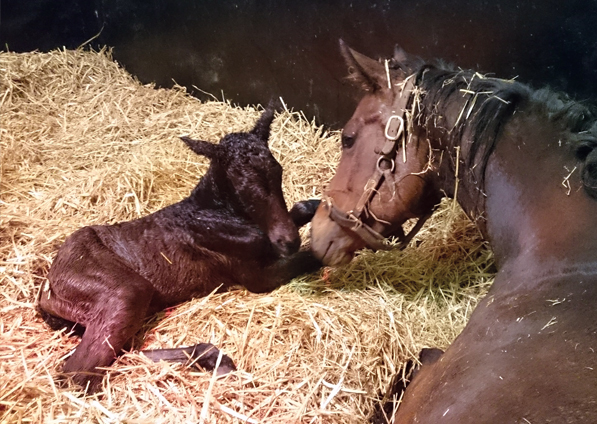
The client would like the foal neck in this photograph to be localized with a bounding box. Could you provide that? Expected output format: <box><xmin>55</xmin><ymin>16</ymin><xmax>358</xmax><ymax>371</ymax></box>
<box><xmin>189</xmin><ymin>165</ymin><xmax>236</xmax><ymax>211</ymax></box>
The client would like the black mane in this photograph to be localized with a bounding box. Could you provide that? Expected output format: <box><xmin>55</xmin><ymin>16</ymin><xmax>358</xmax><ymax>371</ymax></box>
<box><xmin>414</xmin><ymin>66</ymin><xmax>525</xmax><ymax>179</ymax></box>
<box><xmin>410</xmin><ymin>63</ymin><xmax>597</xmax><ymax>195</ymax></box>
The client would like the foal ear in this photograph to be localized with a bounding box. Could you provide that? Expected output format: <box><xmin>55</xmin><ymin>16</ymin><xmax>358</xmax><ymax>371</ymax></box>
<box><xmin>180</xmin><ymin>136</ymin><xmax>220</xmax><ymax>159</ymax></box>
<box><xmin>250</xmin><ymin>104</ymin><xmax>276</xmax><ymax>143</ymax></box>
<box><xmin>339</xmin><ymin>39</ymin><xmax>385</xmax><ymax>92</ymax></box>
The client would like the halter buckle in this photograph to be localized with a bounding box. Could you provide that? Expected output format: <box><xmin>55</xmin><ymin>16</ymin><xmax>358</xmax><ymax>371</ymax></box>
<box><xmin>384</xmin><ymin>115</ymin><xmax>404</xmax><ymax>141</ymax></box>
<box><xmin>377</xmin><ymin>156</ymin><xmax>395</xmax><ymax>173</ymax></box>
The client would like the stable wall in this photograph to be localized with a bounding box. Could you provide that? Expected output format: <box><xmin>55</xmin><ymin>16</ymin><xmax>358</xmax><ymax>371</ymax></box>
<box><xmin>2</xmin><ymin>0</ymin><xmax>596</xmax><ymax>126</ymax></box>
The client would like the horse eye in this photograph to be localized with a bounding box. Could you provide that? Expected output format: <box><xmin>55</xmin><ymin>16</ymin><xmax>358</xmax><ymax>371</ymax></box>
<box><xmin>341</xmin><ymin>134</ymin><xmax>356</xmax><ymax>149</ymax></box>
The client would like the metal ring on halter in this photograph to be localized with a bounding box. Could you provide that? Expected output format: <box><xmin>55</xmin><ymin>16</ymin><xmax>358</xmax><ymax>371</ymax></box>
<box><xmin>384</xmin><ymin>115</ymin><xmax>404</xmax><ymax>141</ymax></box>
<box><xmin>377</xmin><ymin>156</ymin><xmax>395</xmax><ymax>173</ymax></box>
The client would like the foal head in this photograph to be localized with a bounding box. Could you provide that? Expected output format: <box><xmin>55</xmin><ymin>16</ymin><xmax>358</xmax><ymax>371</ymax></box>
<box><xmin>311</xmin><ymin>42</ymin><xmax>439</xmax><ymax>266</ymax></box>
<box><xmin>182</xmin><ymin>107</ymin><xmax>300</xmax><ymax>257</ymax></box>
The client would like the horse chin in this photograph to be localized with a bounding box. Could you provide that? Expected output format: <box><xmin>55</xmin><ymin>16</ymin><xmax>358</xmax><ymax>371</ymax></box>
<box><xmin>310</xmin><ymin>211</ymin><xmax>361</xmax><ymax>266</ymax></box>
<box><xmin>323</xmin><ymin>247</ymin><xmax>355</xmax><ymax>267</ymax></box>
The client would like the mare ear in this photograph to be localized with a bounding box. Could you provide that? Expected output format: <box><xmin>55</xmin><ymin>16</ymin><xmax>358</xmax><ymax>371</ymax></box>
<box><xmin>250</xmin><ymin>103</ymin><xmax>277</xmax><ymax>143</ymax></box>
<box><xmin>391</xmin><ymin>44</ymin><xmax>424</xmax><ymax>75</ymax></box>
<box><xmin>393</xmin><ymin>45</ymin><xmax>409</xmax><ymax>64</ymax></box>
<box><xmin>582</xmin><ymin>148</ymin><xmax>597</xmax><ymax>199</ymax></box>
<box><xmin>180</xmin><ymin>136</ymin><xmax>220</xmax><ymax>159</ymax></box>
<box><xmin>339</xmin><ymin>39</ymin><xmax>385</xmax><ymax>92</ymax></box>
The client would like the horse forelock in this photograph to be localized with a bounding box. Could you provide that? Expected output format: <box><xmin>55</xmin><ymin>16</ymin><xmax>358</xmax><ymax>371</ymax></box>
<box><xmin>530</xmin><ymin>88</ymin><xmax>597</xmax><ymax>133</ymax></box>
<box><xmin>529</xmin><ymin>89</ymin><xmax>597</xmax><ymax>197</ymax></box>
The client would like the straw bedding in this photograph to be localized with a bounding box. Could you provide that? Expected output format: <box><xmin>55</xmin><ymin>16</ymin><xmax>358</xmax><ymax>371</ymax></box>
<box><xmin>0</xmin><ymin>48</ymin><xmax>494</xmax><ymax>423</ymax></box>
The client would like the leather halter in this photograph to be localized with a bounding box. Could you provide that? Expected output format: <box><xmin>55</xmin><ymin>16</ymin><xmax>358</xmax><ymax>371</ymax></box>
<box><xmin>322</xmin><ymin>78</ymin><xmax>430</xmax><ymax>251</ymax></box>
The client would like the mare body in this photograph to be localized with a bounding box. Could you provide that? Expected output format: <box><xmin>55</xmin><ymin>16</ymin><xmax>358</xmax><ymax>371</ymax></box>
<box><xmin>310</xmin><ymin>42</ymin><xmax>597</xmax><ymax>422</ymax></box>
<box><xmin>38</xmin><ymin>108</ymin><xmax>321</xmax><ymax>391</ymax></box>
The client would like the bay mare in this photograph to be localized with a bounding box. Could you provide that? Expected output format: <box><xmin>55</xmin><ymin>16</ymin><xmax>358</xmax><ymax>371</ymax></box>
<box><xmin>310</xmin><ymin>41</ymin><xmax>597</xmax><ymax>422</ymax></box>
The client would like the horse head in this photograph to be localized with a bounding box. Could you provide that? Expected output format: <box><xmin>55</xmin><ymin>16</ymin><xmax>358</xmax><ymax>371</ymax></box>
<box><xmin>182</xmin><ymin>107</ymin><xmax>300</xmax><ymax>258</ymax></box>
<box><xmin>311</xmin><ymin>41</ymin><xmax>440</xmax><ymax>266</ymax></box>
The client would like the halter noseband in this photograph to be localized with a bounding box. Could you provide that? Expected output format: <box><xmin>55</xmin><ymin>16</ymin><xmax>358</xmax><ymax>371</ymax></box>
<box><xmin>322</xmin><ymin>78</ymin><xmax>430</xmax><ymax>251</ymax></box>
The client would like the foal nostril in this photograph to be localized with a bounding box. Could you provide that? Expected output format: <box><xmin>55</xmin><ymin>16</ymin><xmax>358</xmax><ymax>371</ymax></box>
<box><xmin>273</xmin><ymin>235</ymin><xmax>301</xmax><ymax>257</ymax></box>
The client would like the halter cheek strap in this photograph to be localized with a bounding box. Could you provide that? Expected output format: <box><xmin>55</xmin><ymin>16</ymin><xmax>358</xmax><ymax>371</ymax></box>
<box><xmin>324</xmin><ymin>196</ymin><xmax>392</xmax><ymax>250</ymax></box>
<box><xmin>323</xmin><ymin>77</ymin><xmax>430</xmax><ymax>251</ymax></box>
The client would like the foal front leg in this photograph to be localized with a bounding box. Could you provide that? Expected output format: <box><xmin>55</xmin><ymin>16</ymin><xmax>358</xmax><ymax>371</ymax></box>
<box><xmin>240</xmin><ymin>200</ymin><xmax>322</xmax><ymax>293</ymax></box>
<box><xmin>241</xmin><ymin>250</ymin><xmax>322</xmax><ymax>293</ymax></box>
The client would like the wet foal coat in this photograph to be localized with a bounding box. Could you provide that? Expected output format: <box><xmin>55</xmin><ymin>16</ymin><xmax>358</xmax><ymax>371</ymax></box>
<box><xmin>311</xmin><ymin>42</ymin><xmax>597</xmax><ymax>423</ymax></box>
<box><xmin>38</xmin><ymin>108</ymin><xmax>320</xmax><ymax>391</ymax></box>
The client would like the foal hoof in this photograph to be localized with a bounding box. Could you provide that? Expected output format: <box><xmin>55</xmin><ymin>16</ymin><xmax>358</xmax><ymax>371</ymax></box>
<box><xmin>142</xmin><ymin>342</ymin><xmax>237</xmax><ymax>376</ymax></box>
<box><xmin>58</xmin><ymin>370</ymin><xmax>104</xmax><ymax>394</ymax></box>
<box><xmin>187</xmin><ymin>343</ymin><xmax>237</xmax><ymax>376</ymax></box>
<box><xmin>290</xmin><ymin>199</ymin><xmax>322</xmax><ymax>227</ymax></box>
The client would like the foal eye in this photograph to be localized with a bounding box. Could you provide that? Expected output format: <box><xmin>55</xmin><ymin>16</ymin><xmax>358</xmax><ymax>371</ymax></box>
<box><xmin>341</xmin><ymin>134</ymin><xmax>356</xmax><ymax>149</ymax></box>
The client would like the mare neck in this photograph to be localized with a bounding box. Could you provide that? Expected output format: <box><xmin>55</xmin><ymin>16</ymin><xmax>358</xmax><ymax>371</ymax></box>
<box><xmin>477</xmin><ymin>110</ymin><xmax>597</xmax><ymax>273</ymax></box>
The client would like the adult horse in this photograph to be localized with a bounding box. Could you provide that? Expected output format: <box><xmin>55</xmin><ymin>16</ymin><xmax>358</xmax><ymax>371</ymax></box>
<box><xmin>311</xmin><ymin>41</ymin><xmax>597</xmax><ymax>423</ymax></box>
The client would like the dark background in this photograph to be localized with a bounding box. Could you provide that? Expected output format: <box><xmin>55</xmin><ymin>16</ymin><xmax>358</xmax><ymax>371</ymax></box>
<box><xmin>2</xmin><ymin>0</ymin><xmax>596</xmax><ymax>126</ymax></box>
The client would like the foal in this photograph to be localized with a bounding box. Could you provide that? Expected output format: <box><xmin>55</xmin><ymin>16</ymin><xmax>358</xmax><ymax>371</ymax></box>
<box><xmin>38</xmin><ymin>107</ymin><xmax>321</xmax><ymax>391</ymax></box>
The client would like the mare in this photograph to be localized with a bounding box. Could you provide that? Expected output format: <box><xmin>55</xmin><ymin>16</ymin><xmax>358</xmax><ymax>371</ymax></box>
<box><xmin>310</xmin><ymin>41</ymin><xmax>597</xmax><ymax>422</ymax></box>
<box><xmin>38</xmin><ymin>107</ymin><xmax>321</xmax><ymax>392</ymax></box>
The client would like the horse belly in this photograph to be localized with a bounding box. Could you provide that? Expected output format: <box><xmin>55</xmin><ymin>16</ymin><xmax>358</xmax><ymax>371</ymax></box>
<box><xmin>394</xmin><ymin>284</ymin><xmax>597</xmax><ymax>423</ymax></box>
<box><xmin>146</xmin><ymin>254</ymin><xmax>241</xmax><ymax>308</ymax></box>
<box><xmin>89</xmin><ymin>224</ymin><xmax>207</xmax><ymax>300</ymax></box>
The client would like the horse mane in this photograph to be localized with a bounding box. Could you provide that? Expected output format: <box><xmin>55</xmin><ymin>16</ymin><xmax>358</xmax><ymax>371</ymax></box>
<box><xmin>413</xmin><ymin>65</ymin><xmax>525</xmax><ymax>183</ymax></box>
<box><xmin>412</xmin><ymin>63</ymin><xmax>597</xmax><ymax>198</ymax></box>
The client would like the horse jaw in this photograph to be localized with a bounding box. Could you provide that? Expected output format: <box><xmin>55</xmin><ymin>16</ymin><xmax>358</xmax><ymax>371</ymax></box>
<box><xmin>310</xmin><ymin>206</ymin><xmax>363</xmax><ymax>266</ymax></box>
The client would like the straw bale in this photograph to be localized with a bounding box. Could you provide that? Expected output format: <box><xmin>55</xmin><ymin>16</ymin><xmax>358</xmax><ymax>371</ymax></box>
<box><xmin>0</xmin><ymin>48</ymin><xmax>494</xmax><ymax>423</ymax></box>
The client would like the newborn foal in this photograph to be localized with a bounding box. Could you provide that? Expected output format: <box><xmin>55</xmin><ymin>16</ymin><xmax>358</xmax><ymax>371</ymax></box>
<box><xmin>37</xmin><ymin>108</ymin><xmax>320</xmax><ymax>391</ymax></box>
